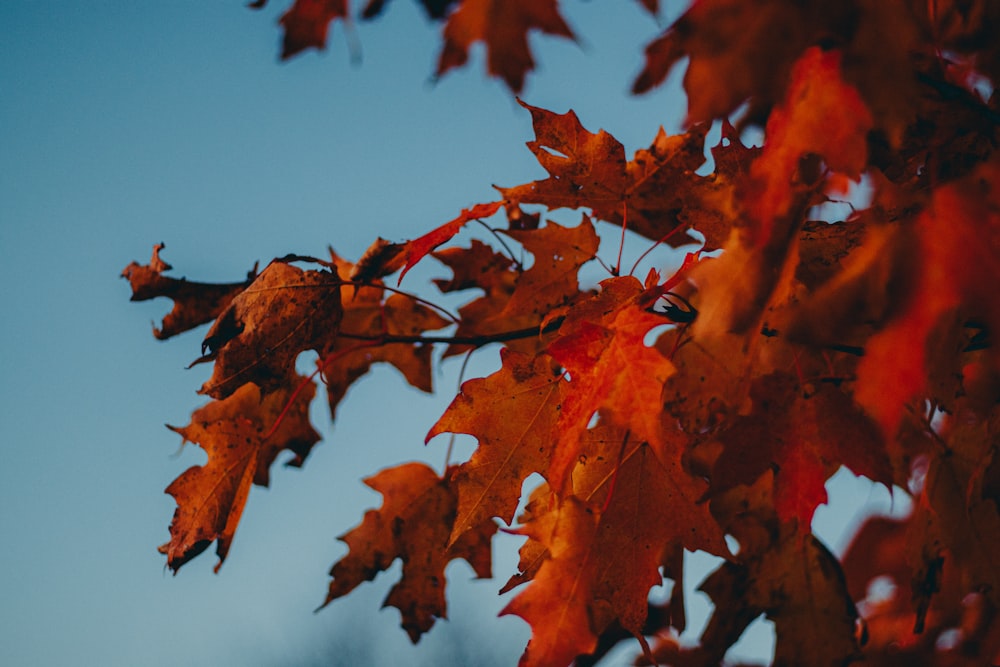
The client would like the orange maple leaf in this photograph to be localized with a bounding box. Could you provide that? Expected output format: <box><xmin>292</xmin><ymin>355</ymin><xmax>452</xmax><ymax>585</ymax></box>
<box><xmin>710</xmin><ymin>374</ymin><xmax>890</xmax><ymax>529</ymax></box>
<box><xmin>748</xmin><ymin>47</ymin><xmax>873</xmax><ymax>241</ymax></box>
<box><xmin>546</xmin><ymin>276</ymin><xmax>676</xmax><ymax>491</ymax></box>
<box><xmin>498</xmin><ymin>101</ymin><xmax>737</xmax><ymax>248</ymax></box>
<box><xmin>435</xmin><ymin>0</ymin><xmax>575</xmax><ymax>92</ymax></box>
<box><xmin>161</xmin><ymin>378</ymin><xmax>321</xmax><ymax>572</ymax></box>
<box><xmin>856</xmin><ymin>161</ymin><xmax>1000</xmax><ymax>436</ymax></box>
<box><xmin>635</xmin><ymin>1</ymin><xmax>928</xmax><ymax>144</ymax></box>
<box><xmin>504</xmin><ymin>427</ymin><xmax>727</xmax><ymax>667</ymax></box>
<box><xmin>573</xmin><ymin>426</ymin><xmax>728</xmax><ymax>634</ymax></box>
<box><xmin>350</xmin><ymin>201</ymin><xmax>503</xmax><ymax>285</ymax></box>
<box><xmin>427</xmin><ymin>350</ymin><xmax>563</xmax><ymax>544</ymax></box>
<box><xmin>321</xmin><ymin>462</ymin><xmax>495</xmax><ymax>642</ymax></box>
<box><xmin>502</xmin><ymin>497</ymin><xmax>602</xmax><ymax>667</ymax></box>
<box><xmin>431</xmin><ymin>239</ymin><xmax>519</xmax><ymax>357</ymax></box>
<box><xmin>670</xmin><ymin>525</ymin><xmax>860</xmax><ymax>666</ymax></box>
<box><xmin>500</xmin><ymin>216</ymin><xmax>599</xmax><ymax>320</ymax></box>
<box><xmin>431</xmin><ymin>218</ymin><xmax>598</xmax><ymax>359</ymax></box>
<box><xmin>320</xmin><ymin>252</ymin><xmax>451</xmax><ymax>418</ymax></box>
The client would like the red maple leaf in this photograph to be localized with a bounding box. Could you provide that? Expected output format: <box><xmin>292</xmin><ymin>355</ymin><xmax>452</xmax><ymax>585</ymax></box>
<box><xmin>278</xmin><ymin>0</ymin><xmax>349</xmax><ymax>59</ymax></box>
<box><xmin>436</xmin><ymin>0</ymin><xmax>575</xmax><ymax>92</ymax></box>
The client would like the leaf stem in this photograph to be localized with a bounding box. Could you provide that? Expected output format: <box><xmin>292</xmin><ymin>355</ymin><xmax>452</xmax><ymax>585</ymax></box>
<box><xmin>336</xmin><ymin>316</ymin><xmax>566</xmax><ymax>347</ymax></box>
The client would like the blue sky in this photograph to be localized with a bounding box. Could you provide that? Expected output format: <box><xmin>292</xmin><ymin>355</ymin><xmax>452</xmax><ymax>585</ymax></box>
<box><xmin>0</xmin><ymin>3</ymin><xmax>903</xmax><ymax>666</ymax></box>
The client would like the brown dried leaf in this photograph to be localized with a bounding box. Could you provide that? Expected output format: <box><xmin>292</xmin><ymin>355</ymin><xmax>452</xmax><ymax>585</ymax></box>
<box><xmin>121</xmin><ymin>243</ymin><xmax>256</xmax><ymax>340</ymax></box>
<box><xmin>198</xmin><ymin>259</ymin><xmax>342</xmax><ymax>399</ymax></box>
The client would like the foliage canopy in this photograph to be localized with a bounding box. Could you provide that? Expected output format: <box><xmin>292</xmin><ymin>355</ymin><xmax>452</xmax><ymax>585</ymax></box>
<box><xmin>123</xmin><ymin>1</ymin><xmax>1000</xmax><ymax>665</ymax></box>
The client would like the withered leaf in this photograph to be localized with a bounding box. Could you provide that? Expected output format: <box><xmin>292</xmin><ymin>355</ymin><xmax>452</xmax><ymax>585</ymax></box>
<box><xmin>198</xmin><ymin>259</ymin><xmax>342</xmax><ymax>399</ymax></box>
<box><xmin>121</xmin><ymin>244</ymin><xmax>256</xmax><ymax>340</ymax></box>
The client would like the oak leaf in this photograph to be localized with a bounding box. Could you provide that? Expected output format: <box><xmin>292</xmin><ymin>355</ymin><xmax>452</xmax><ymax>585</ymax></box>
<box><xmin>161</xmin><ymin>378</ymin><xmax>321</xmax><ymax>572</ymax></box>
<box><xmin>435</xmin><ymin>0</ymin><xmax>575</xmax><ymax>93</ymax></box>
<box><xmin>321</xmin><ymin>462</ymin><xmax>495</xmax><ymax>642</ymax></box>
<box><xmin>120</xmin><ymin>243</ymin><xmax>256</xmax><ymax>340</ymax></box>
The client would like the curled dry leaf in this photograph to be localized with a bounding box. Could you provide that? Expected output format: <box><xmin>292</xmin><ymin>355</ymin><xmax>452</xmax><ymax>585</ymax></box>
<box><xmin>120</xmin><ymin>243</ymin><xmax>256</xmax><ymax>340</ymax></box>
<box><xmin>197</xmin><ymin>259</ymin><xmax>343</xmax><ymax>399</ymax></box>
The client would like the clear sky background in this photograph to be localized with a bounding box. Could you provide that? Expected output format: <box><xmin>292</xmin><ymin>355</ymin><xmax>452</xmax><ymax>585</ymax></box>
<box><xmin>1</xmin><ymin>3</ymin><xmax>904</xmax><ymax>666</ymax></box>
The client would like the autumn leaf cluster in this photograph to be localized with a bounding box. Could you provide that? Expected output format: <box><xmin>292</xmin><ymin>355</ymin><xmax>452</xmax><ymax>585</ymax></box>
<box><xmin>123</xmin><ymin>1</ymin><xmax>1000</xmax><ymax>665</ymax></box>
